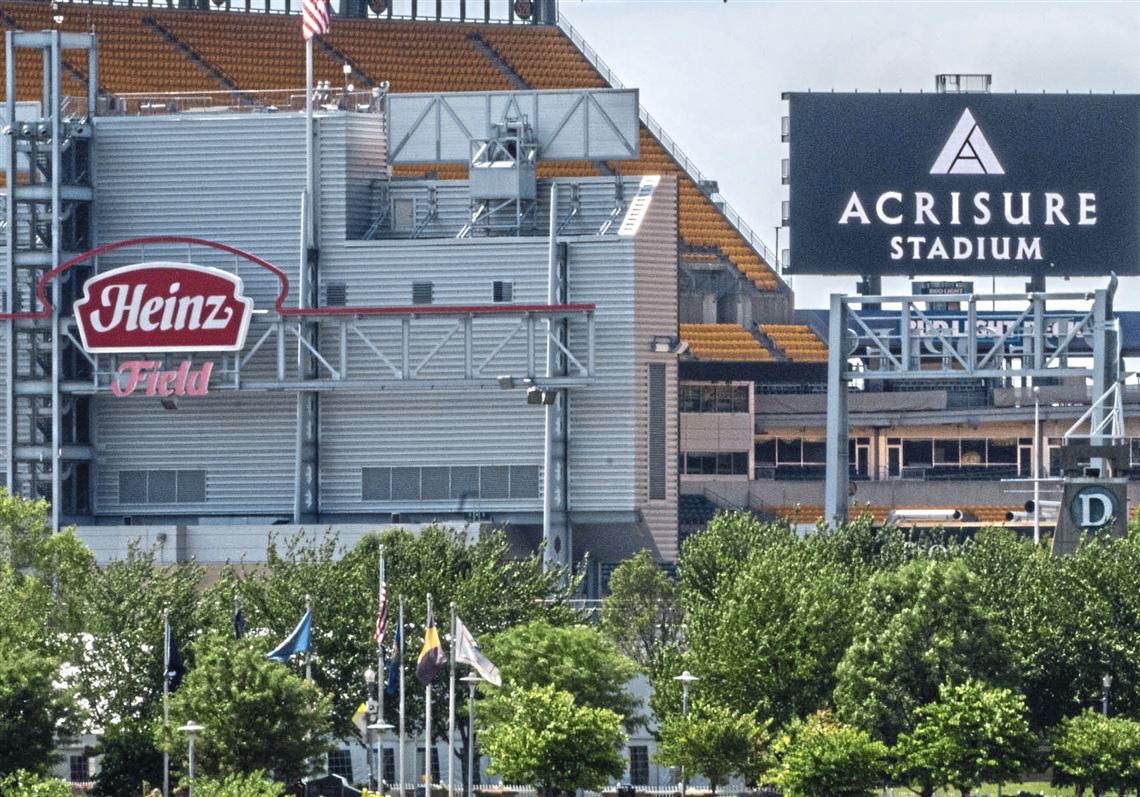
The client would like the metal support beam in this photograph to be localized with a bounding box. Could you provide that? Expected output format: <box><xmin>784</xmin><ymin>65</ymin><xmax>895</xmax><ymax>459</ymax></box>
<box><xmin>824</xmin><ymin>293</ymin><xmax>849</xmax><ymax>525</ymax></box>
<box><xmin>543</xmin><ymin>186</ymin><xmax>570</xmax><ymax>578</ymax></box>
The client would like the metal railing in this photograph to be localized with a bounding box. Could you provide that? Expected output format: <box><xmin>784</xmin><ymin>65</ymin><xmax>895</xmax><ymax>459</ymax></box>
<box><xmin>100</xmin><ymin>88</ymin><xmax>383</xmax><ymax>116</ymax></box>
<box><xmin>557</xmin><ymin>11</ymin><xmax>784</xmax><ymax>280</ymax></box>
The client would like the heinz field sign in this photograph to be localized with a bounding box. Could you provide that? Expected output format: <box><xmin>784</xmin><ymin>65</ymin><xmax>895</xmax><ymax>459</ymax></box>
<box><xmin>785</xmin><ymin>93</ymin><xmax>1140</xmax><ymax>276</ymax></box>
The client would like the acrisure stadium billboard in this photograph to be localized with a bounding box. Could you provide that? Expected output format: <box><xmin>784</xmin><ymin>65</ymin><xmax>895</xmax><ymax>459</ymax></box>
<box><xmin>785</xmin><ymin>93</ymin><xmax>1140</xmax><ymax>276</ymax></box>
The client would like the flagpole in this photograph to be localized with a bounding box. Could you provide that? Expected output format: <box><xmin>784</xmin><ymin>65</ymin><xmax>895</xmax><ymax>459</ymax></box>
<box><xmin>399</xmin><ymin>595</ymin><xmax>406</xmax><ymax>796</ymax></box>
<box><xmin>424</xmin><ymin>594</ymin><xmax>433</xmax><ymax>792</ymax></box>
<box><xmin>304</xmin><ymin>593</ymin><xmax>312</xmax><ymax>681</ymax></box>
<box><xmin>163</xmin><ymin>608</ymin><xmax>170</xmax><ymax>797</ymax></box>
<box><xmin>377</xmin><ymin>545</ymin><xmax>386</xmax><ymax>790</ymax></box>
<box><xmin>304</xmin><ymin>35</ymin><xmax>314</xmax><ymax>250</ymax></box>
<box><xmin>448</xmin><ymin>603</ymin><xmax>457</xmax><ymax>797</ymax></box>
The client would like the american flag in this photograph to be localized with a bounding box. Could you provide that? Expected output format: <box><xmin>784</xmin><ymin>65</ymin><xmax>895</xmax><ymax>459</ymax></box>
<box><xmin>302</xmin><ymin>0</ymin><xmax>329</xmax><ymax>41</ymax></box>
<box><xmin>374</xmin><ymin>576</ymin><xmax>389</xmax><ymax>647</ymax></box>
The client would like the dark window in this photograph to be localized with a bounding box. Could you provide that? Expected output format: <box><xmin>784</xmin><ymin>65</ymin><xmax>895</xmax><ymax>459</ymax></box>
<box><xmin>679</xmin><ymin>384</ymin><xmax>700</xmax><ymax>412</ymax></box>
<box><xmin>492</xmin><ymin>281</ymin><xmax>513</xmax><ymax>303</ymax></box>
<box><xmin>328</xmin><ymin>749</ymin><xmax>353</xmax><ymax>782</ymax></box>
<box><xmin>509</xmin><ymin>465</ymin><xmax>540</xmax><ymax>498</ymax></box>
<box><xmin>629</xmin><ymin>745</ymin><xmax>649</xmax><ymax>786</ymax></box>
<box><xmin>754</xmin><ymin>439</ymin><xmax>776</xmax><ymax>466</ymax></box>
<box><xmin>903</xmin><ymin>440</ymin><xmax>933</xmax><ymax>466</ymax></box>
<box><xmin>119</xmin><ymin>470</ymin><xmax>206</xmax><ymax>504</ymax></box>
<box><xmin>480</xmin><ymin>466</ymin><xmax>510</xmax><ymax>499</ymax></box>
<box><xmin>987</xmin><ymin>439</ymin><xmax>1018</xmax><ymax>464</ymax></box>
<box><xmin>412</xmin><ymin>281</ymin><xmax>434</xmax><ymax>305</ymax></box>
<box><xmin>383</xmin><ymin>747</ymin><xmax>396</xmax><ymax>786</ymax></box>
<box><xmin>934</xmin><ymin>439</ymin><xmax>958</xmax><ymax>464</ymax></box>
<box><xmin>69</xmin><ymin>755</ymin><xmax>89</xmax><ymax>783</ymax></box>
<box><xmin>363</xmin><ymin>467</ymin><xmax>392</xmax><ymax>501</ymax></box>
<box><xmin>450</xmin><ymin>466</ymin><xmax>479</xmax><ymax>500</ymax></box>
<box><xmin>777</xmin><ymin>438</ymin><xmax>802</xmax><ymax>465</ymax></box>
<box><xmin>960</xmin><ymin>439</ymin><xmax>986</xmax><ymax>465</ymax></box>
<box><xmin>420</xmin><ymin>467</ymin><xmax>450</xmax><ymax>501</ymax></box>
<box><xmin>700</xmin><ymin>385</ymin><xmax>716</xmax><ymax>412</ymax></box>
<box><xmin>732</xmin><ymin>385</ymin><xmax>750</xmax><ymax>413</ymax></box>
<box><xmin>391</xmin><ymin>467</ymin><xmax>421</xmax><ymax>500</ymax></box>
<box><xmin>801</xmin><ymin>440</ymin><xmax>826</xmax><ymax>464</ymax></box>
<box><xmin>648</xmin><ymin>364</ymin><xmax>667</xmax><ymax>499</ymax></box>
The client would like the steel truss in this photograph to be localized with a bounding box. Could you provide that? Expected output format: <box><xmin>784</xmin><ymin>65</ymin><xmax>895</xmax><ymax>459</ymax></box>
<box><xmin>824</xmin><ymin>283</ymin><xmax>1120</xmax><ymax>523</ymax></box>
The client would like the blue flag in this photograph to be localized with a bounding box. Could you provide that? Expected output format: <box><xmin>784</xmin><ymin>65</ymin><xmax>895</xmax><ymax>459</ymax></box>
<box><xmin>385</xmin><ymin>623</ymin><xmax>402</xmax><ymax>697</ymax></box>
<box><xmin>234</xmin><ymin>605</ymin><xmax>245</xmax><ymax>640</ymax></box>
<box><xmin>267</xmin><ymin>607</ymin><xmax>313</xmax><ymax>662</ymax></box>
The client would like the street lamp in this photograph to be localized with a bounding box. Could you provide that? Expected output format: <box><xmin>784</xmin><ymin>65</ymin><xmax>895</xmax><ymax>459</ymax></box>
<box><xmin>177</xmin><ymin>722</ymin><xmax>204</xmax><ymax>797</ymax></box>
<box><xmin>368</xmin><ymin>721</ymin><xmax>395</xmax><ymax>793</ymax></box>
<box><xmin>673</xmin><ymin>671</ymin><xmax>699</xmax><ymax>797</ymax></box>
<box><xmin>365</xmin><ymin>667</ymin><xmax>379</xmax><ymax>788</ymax></box>
<box><xmin>460</xmin><ymin>673</ymin><xmax>482</xmax><ymax>797</ymax></box>
<box><xmin>1102</xmin><ymin>672</ymin><xmax>1112</xmax><ymax>718</ymax></box>
<box><xmin>342</xmin><ymin>63</ymin><xmax>353</xmax><ymax>109</ymax></box>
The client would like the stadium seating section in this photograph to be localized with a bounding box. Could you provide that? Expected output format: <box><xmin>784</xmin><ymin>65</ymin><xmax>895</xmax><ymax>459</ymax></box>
<box><xmin>0</xmin><ymin>0</ymin><xmax>781</xmax><ymax>301</ymax></box>
<box><xmin>761</xmin><ymin>324</ymin><xmax>828</xmax><ymax>362</ymax></box>
<box><xmin>679</xmin><ymin>323</ymin><xmax>773</xmax><ymax>362</ymax></box>
<box><xmin>767</xmin><ymin>504</ymin><xmax>1026</xmax><ymax>526</ymax></box>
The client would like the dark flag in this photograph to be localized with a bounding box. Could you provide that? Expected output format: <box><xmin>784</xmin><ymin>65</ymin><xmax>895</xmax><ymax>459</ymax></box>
<box><xmin>385</xmin><ymin>622</ymin><xmax>402</xmax><ymax>697</ymax></box>
<box><xmin>416</xmin><ymin>604</ymin><xmax>447</xmax><ymax>686</ymax></box>
<box><xmin>164</xmin><ymin>617</ymin><xmax>185</xmax><ymax>692</ymax></box>
<box><xmin>234</xmin><ymin>604</ymin><xmax>245</xmax><ymax>640</ymax></box>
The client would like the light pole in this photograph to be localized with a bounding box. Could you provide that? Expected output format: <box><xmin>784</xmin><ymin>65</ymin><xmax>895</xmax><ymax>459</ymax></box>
<box><xmin>1102</xmin><ymin>672</ymin><xmax>1112</xmax><ymax>718</ymax></box>
<box><xmin>368</xmin><ymin>721</ymin><xmax>394</xmax><ymax>793</ymax></box>
<box><xmin>177</xmin><ymin>721</ymin><xmax>204</xmax><ymax>797</ymax></box>
<box><xmin>673</xmin><ymin>671</ymin><xmax>698</xmax><ymax>797</ymax></box>
<box><xmin>342</xmin><ymin>63</ymin><xmax>353</xmax><ymax>110</ymax></box>
<box><xmin>1033</xmin><ymin>385</ymin><xmax>1041</xmax><ymax>545</ymax></box>
<box><xmin>460</xmin><ymin>673</ymin><xmax>481</xmax><ymax>797</ymax></box>
<box><xmin>365</xmin><ymin>666</ymin><xmax>379</xmax><ymax>790</ymax></box>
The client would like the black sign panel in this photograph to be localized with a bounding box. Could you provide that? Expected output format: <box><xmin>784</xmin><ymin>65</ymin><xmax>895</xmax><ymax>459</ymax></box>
<box><xmin>786</xmin><ymin>93</ymin><xmax>1140</xmax><ymax>276</ymax></box>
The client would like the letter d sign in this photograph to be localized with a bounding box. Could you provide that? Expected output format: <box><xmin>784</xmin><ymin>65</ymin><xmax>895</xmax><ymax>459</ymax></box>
<box><xmin>1070</xmin><ymin>486</ymin><xmax>1117</xmax><ymax>529</ymax></box>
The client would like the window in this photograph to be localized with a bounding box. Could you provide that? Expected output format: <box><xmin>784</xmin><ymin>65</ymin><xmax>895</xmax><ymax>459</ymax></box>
<box><xmin>69</xmin><ymin>755</ymin><xmax>90</xmax><ymax>784</ymax></box>
<box><xmin>681</xmin><ymin>452</ymin><xmax>748</xmax><ymax>476</ymax></box>
<box><xmin>648</xmin><ymin>364</ymin><xmax>666</xmax><ymax>499</ymax></box>
<box><xmin>629</xmin><ymin>745</ymin><xmax>649</xmax><ymax>786</ymax></box>
<box><xmin>328</xmin><ymin>749</ymin><xmax>353</xmax><ymax>782</ymax></box>
<box><xmin>412</xmin><ymin>281</ymin><xmax>434</xmax><ymax>305</ymax></box>
<box><xmin>679</xmin><ymin>384</ymin><xmax>749</xmax><ymax>414</ymax></box>
<box><xmin>382</xmin><ymin>747</ymin><xmax>396</xmax><ymax>787</ymax></box>
<box><xmin>902</xmin><ymin>440</ymin><xmax>933</xmax><ymax>467</ymax></box>
<box><xmin>754</xmin><ymin>439</ymin><xmax>776</xmax><ymax>466</ymax></box>
<box><xmin>118</xmin><ymin>470</ymin><xmax>206</xmax><ymax>504</ymax></box>
<box><xmin>492</xmin><ymin>280</ymin><xmax>514</xmax><ymax>303</ymax></box>
<box><xmin>417</xmin><ymin>746</ymin><xmax>441</xmax><ymax>784</ymax></box>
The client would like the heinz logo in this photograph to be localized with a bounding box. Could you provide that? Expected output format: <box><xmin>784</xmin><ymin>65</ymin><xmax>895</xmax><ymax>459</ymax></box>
<box><xmin>74</xmin><ymin>263</ymin><xmax>253</xmax><ymax>353</ymax></box>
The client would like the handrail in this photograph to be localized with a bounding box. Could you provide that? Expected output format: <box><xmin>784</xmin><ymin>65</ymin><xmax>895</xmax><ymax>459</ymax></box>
<box><xmin>557</xmin><ymin>10</ymin><xmax>785</xmax><ymax>280</ymax></box>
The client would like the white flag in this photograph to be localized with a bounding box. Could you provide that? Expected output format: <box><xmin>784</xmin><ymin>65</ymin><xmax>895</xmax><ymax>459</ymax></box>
<box><xmin>454</xmin><ymin>617</ymin><xmax>501</xmax><ymax>687</ymax></box>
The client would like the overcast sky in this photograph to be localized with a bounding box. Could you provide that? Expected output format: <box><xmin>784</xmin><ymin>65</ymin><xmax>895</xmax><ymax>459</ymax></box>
<box><xmin>557</xmin><ymin>0</ymin><xmax>1140</xmax><ymax>307</ymax></box>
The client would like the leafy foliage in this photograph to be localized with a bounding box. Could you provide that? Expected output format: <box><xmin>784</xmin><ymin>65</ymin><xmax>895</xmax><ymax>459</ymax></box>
<box><xmin>654</xmin><ymin>701</ymin><xmax>770</xmax><ymax>793</ymax></box>
<box><xmin>189</xmin><ymin>770</ymin><xmax>283</xmax><ymax>797</ymax></box>
<box><xmin>0</xmin><ymin>771</ymin><xmax>72</xmax><ymax>797</ymax></box>
<box><xmin>481</xmin><ymin>618</ymin><xmax>641</xmax><ymax>730</ymax></box>
<box><xmin>480</xmin><ymin>685</ymin><xmax>625</xmax><ymax>797</ymax></box>
<box><xmin>0</xmin><ymin>643</ymin><xmax>73</xmax><ymax>777</ymax></box>
<box><xmin>88</xmin><ymin>720</ymin><xmax>164</xmax><ymax>797</ymax></box>
<box><xmin>834</xmin><ymin>558</ymin><xmax>1013</xmax><ymax>744</ymax></box>
<box><xmin>1051</xmin><ymin>709</ymin><xmax>1140</xmax><ymax>796</ymax></box>
<box><xmin>768</xmin><ymin>710</ymin><xmax>887</xmax><ymax>797</ymax></box>
<box><xmin>167</xmin><ymin>636</ymin><xmax>332</xmax><ymax>783</ymax></box>
<box><xmin>599</xmin><ymin>549</ymin><xmax>682</xmax><ymax>670</ymax></box>
<box><xmin>894</xmin><ymin>680</ymin><xmax>1037</xmax><ymax>797</ymax></box>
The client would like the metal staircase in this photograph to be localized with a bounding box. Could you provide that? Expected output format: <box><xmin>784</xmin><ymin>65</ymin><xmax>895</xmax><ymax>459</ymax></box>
<box><xmin>3</xmin><ymin>31</ymin><xmax>97</xmax><ymax>529</ymax></box>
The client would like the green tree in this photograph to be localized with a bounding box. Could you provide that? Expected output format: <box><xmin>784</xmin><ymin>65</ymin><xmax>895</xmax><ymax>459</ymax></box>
<box><xmin>167</xmin><ymin>637</ymin><xmax>331</xmax><ymax>783</ymax></box>
<box><xmin>89</xmin><ymin>720</ymin><xmax>164</xmax><ymax>797</ymax></box>
<box><xmin>679</xmin><ymin>514</ymin><xmax>872</xmax><ymax>726</ymax></box>
<box><xmin>769</xmin><ymin>711</ymin><xmax>887</xmax><ymax>797</ymax></box>
<box><xmin>0</xmin><ymin>770</ymin><xmax>72</xmax><ymax>797</ymax></box>
<box><xmin>1052</xmin><ymin>710</ymin><xmax>1140</xmax><ymax>797</ymax></box>
<box><xmin>480</xmin><ymin>685</ymin><xmax>625</xmax><ymax>797</ymax></box>
<box><xmin>599</xmin><ymin>549</ymin><xmax>683</xmax><ymax>670</ymax></box>
<box><xmin>655</xmin><ymin>702</ymin><xmax>770</xmax><ymax>794</ymax></box>
<box><xmin>481</xmin><ymin>617</ymin><xmax>641</xmax><ymax>730</ymax></box>
<box><xmin>189</xmin><ymin>770</ymin><xmax>282</xmax><ymax>797</ymax></box>
<box><xmin>834</xmin><ymin>558</ymin><xmax>1013</xmax><ymax>744</ymax></box>
<box><xmin>894</xmin><ymin>680</ymin><xmax>1037</xmax><ymax>797</ymax></box>
<box><xmin>0</xmin><ymin>643</ymin><xmax>73</xmax><ymax>777</ymax></box>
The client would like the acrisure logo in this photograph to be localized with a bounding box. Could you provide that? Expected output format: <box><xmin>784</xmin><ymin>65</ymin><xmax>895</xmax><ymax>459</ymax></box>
<box><xmin>836</xmin><ymin>105</ymin><xmax>1097</xmax><ymax>264</ymax></box>
<box><xmin>930</xmin><ymin>109</ymin><xmax>1005</xmax><ymax>175</ymax></box>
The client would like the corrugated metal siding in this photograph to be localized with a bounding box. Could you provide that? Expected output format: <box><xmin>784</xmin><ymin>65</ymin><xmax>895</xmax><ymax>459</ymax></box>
<box><xmin>565</xmin><ymin>237</ymin><xmax>637</xmax><ymax>511</ymax></box>
<box><xmin>632</xmin><ymin>176</ymin><xmax>679</xmax><ymax>561</ymax></box>
<box><xmin>92</xmin><ymin>392</ymin><xmax>296</xmax><ymax>516</ymax></box>
<box><xmin>344</xmin><ymin>115</ymin><xmax>387</xmax><ymax>240</ymax></box>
